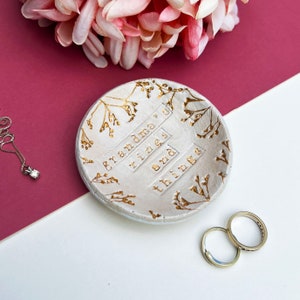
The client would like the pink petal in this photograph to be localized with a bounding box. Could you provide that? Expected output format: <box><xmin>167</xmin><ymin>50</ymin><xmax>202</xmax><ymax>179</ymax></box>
<box><xmin>182</xmin><ymin>16</ymin><xmax>209</xmax><ymax>60</ymax></box>
<box><xmin>85</xmin><ymin>31</ymin><xmax>105</xmax><ymax>57</ymax></box>
<box><xmin>138</xmin><ymin>49</ymin><xmax>154</xmax><ymax>69</ymax></box>
<box><xmin>55</xmin><ymin>0</ymin><xmax>84</xmax><ymax>14</ymax></box>
<box><xmin>94</xmin><ymin>9</ymin><xmax>125</xmax><ymax>40</ymax></box>
<box><xmin>186</xmin><ymin>17</ymin><xmax>203</xmax><ymax>48</ymax></box>
<box><xmin>97</xmin><ymin>0</ymin><xmax>111</xmax><ymax>6</ymax></box>
<box><xmin>162</xmin><ymin>23</ymin><xmax>186</xmax><ymax>35</ymax></box>
<box><xmin>161</xmin><ymin>33</ymin><xmax>179</xmax><ymax>48</ymax></box>
<box><xmin>152</xmin><ymin>46</ymin><xmax>169</xmax><ymax>59</ymax></box>
<box><xmin>82</xmin><ymin>43</ymin><xmax>108</xmax><ymax>68</ymax></box>
<box><xmin>196</xmin><ymin>0</ymin><xmax>218</xmax><ymax>19</ymax></box>
<box><xmin>33</xmin><ymin>9</ymin><xmax>75</xmax><ymax>21</ymax></box>
<box><xmin>211</xmin><ymin>0</ymin><xmax>226</xmax><ymax>36</ymax></box>
<box><xmin>21</xmin><ymin>0</ymin><xmax>53</xmax><ymax>19</ymax></box>
<box><xmin>140</xmin><ymin>27</ymin><xmax>155</xmax><ymax>42</ymax></box>
<box><xmin>159</xmin><ymin>6</ymin><xmax>181</xmax><ymax>22</ymax></box>
<box><xmin>92</xmin><ymin>22</ymin><xmax>105</xmax><ymax>36</ymax></box>
<box><xmin>220</xmin><ymin>16</ymin><xmax>235</xmax><ymax>31</ymax></box>
<box><xmin>104</xmin><ymin>37</ymin><xmax>123</xmax><ymax>64</ymax></box>
<box><xmin>196</xmin><ymin>33</ymin><xmax>209</xmax><ymax>57</ymax></box>
<box><xmin>166</xmin><ymin>0</ymin><xmax>184</xmax><ymax>9</ymax></box>
<box><xmin>72</xmin><ymin>0</ymin><xmax>98</xmax><ymax>45</ymax></box>
<box><xmin>205</xmin><ymin>15</ymin><xmax>214</xmax><ymax>39</ymax></box>
<box><xmin>223</xmin><ymin>0</ymin><xmax>236</xmax><ymax>13</ymax></box>
<box><xmin>231</xmin><ymin>5</ymin><xmax>240</xmax><ymax>24</ymax></box>
<box><xmin>141</xmin><ymin>32</ymin><xmax>162</xmax><ymax>52</ymax></box>
<box><xmin>120</xmin><ymin>36</ymin><xmax>140</xmax><ymax>70</ymax></box>
<box><xmin>178</xmin><ymin>1</ymin><xmax>197</xmax><ymax>17</ymax></box>
<box><xmin>55</xmin><ymin>20</ymin><xmax>75</xmax><ymax>46</ymax></box>
<box><xmin>183</xmin><ymin>32</ymin><xmax>209</xmax><ymax>60</ymax></box>
<box><xmin>221</xmin><ymin>3</ymin><xmax>240</xmax><ymax>31</ymax></box>
<box><xmin>103</xmin><ymin>0</ymin><xmax>151</xmax><ymax>20</ymax></box>
<box><xmin>120</xmin><ymin>21</ymin><xmax>141</xmax><ymax>37</ymax></box>
<box><xmin>138</xmin><ymin>12</ymin><xmax>161</xmax><ymax>32</ymax></box>
<box><xmin>227</xmin><ymin>1</ymin><xmax>239</xmax><ymax>18</ymax></box>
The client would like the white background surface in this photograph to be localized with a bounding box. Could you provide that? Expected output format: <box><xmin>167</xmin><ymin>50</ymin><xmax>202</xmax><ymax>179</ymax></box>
<box><xmin>1</xmin><ymin>74</ymin><xmax>299</xmax><ymax>300</ymax></box>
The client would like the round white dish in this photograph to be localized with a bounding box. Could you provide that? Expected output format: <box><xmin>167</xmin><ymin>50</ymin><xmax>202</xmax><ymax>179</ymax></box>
<box><xmin>76</xmin><ymin>79</ymin><xmax>232</xmax><ymax>223</ymax></box>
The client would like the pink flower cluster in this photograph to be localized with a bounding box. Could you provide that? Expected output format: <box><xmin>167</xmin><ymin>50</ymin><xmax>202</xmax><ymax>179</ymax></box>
<box><xmin>20</xmin><ymin>0</ymin><xmax>248</xmax><ymax>69</ymax></box>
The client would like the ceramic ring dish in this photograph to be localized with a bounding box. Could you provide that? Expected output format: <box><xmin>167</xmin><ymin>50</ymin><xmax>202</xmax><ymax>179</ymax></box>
<box><xmin>76</xmin><ymin>79</ymin><xmax>232</xmax><ymax>224</ymax></box>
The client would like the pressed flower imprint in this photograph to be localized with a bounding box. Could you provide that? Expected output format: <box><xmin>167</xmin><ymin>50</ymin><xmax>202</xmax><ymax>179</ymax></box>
<box><xmin>215</xmin><ymin>140</ymin><xmax>231</xmax><ymax>165</ymax></box>
<box><xmin>81</xmin><ymin>128</ymin><xmax>94</xmax><ymax>150</ymax></box>
<box><xmin>81</xmin><ymin>157</ymin><xmax>94</xmax><ymax>164</ymax></box>
<box><xmin>173</xmin><ymin>174</ymin><xmax>211</xmax><ymax>211</ymax></box>
<box><xmin>91</xmin><ymin>172</ymin><xmax>119</xmax><ymax>184</ymax></box>
<box><xmin>86</xmin><ymin>97</ymin><xmax>138</xmax><ymax>138</ymax></box>
<box><xmin>149</xmin><ymin>210</ymin><xmax>162</xmax><ymax>220</ymax></box>
<box><xmin>106</xmin><ymin>191</ymin><xmax>136</xmax><ymax>206</ymax></box>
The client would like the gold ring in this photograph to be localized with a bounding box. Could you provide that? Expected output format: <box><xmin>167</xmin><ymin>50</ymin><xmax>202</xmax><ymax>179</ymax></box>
<box><xmin>201</xmin><ymin>227</ymin><xmax>241</xmax><ymax>268</ymax></box>
<box><xmin>227</xmin><ymin>211</ymin><xmax>268</xmax><ymax>251</ymax></box>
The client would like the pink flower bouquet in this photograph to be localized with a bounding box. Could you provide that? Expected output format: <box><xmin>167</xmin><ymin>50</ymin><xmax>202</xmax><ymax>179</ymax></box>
<box><xmin>20</xmin><ymin>0</ymin><xmax>248</xmax><ymax>69</ymax></box>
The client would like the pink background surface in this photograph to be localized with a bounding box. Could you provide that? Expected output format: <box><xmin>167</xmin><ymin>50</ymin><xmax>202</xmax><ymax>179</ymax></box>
<box><xmin>0</xmin><ymin>1</ymin><xmax>299</xmax><ymax>240</ymax></box>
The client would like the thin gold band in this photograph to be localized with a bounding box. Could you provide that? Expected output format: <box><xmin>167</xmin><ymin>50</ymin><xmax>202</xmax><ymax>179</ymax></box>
<box><xmin>227</xmin><ymin>211</ymin><xmax>268</xmax><ymax>251</ymax></box>
<box><xmin>201</xmin><ymin>227</ymin><xmax>241</xmax><ymax>268</ymax></box>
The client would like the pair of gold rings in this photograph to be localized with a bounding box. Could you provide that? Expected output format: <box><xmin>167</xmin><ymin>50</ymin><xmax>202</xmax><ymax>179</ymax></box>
<box><xmin>201</xmin><ymin>211</ymin><xmax>268</xmax><ymax>268</ymax></box>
